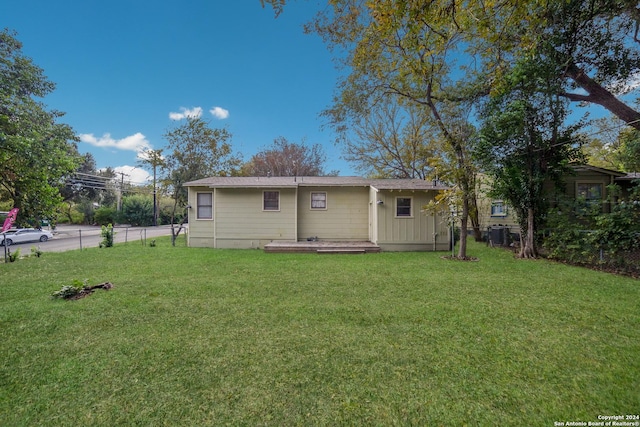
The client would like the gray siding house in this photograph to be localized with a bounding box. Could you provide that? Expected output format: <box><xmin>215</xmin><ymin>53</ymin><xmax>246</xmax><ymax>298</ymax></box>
<box><xmin>184</xmin><ymin>176</ymin><xmax>450</xmax><ymax>252</ymax></box>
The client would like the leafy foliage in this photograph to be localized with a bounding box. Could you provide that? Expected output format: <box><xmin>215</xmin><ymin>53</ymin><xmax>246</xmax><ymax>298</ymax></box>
<box><xmin>342</xmin><ymin>99</ymin><xmax>440</xmax><ymax>179</ymax></box>
<box><xmin>241</xmin><ymin>137</ymin><xmax>331</xmax><ymax>176</ymax></box>
<box><xmin>99</xmin><ymin>224</ymin><xmax>114</xmax><ymax>248</ymax></box>
<box><xmin>477</xmin><ymin>56</ymin><xmax>584</xmax><ymax>258</ymax></box>
<box><xmin>51</xmin><ymin>279</ymin><xmax>86</xmax><ymax>299</ymax></box>
<box><xmin>0</xmin><ymin>30</ymin><xmax>80</xmax><ymax>224</ymax></box>
<box><xmin>94</xmin><ymin>206</ymin><xmax>117</xmax><ymax>226</ymax></box>
<box><xmin>7</xmin><ymin>247</ymin><xmax>20</xmax><ymax>263</ymax></box>
<box><xmin>544</xmin><ymin>184</ymin><xmax>640</xmax><ymax>274</ymax></box>
<box><xmin>162</xmin><ymin>117</ymin><xmax>241</xmax><ymax>211</ymax></box>
<box><xmin>118</xmin><ymin>195</ymin><xmax>153</xmax><ymax>227</ymax></box>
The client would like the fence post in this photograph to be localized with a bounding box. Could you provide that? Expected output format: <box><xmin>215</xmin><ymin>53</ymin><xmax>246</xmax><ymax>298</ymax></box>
<box><xmin>79</xmin><ymin>229</ymin><xmax>82</xmax><ymax>250</ymax></box>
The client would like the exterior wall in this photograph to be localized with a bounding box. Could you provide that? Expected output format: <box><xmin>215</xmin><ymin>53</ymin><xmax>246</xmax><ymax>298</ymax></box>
<box><xmin>187</xmin><ymin>186</ymin><xmax>297</xmax><ymax>249</ymax></box>
<box><xmin>187</xmin><ymin>185</ymin><xmax>451</xmax><ymax>252</ymax></box>
<box><xmin>374</xmin><ymin>190</ymin><xmax>449</xmax><ymax>251</ymax></box>
<box><xmin>476</xmin><ymin>175</ymin><xmax>520</xmax><ymax>233</ymax></box>
<box><xmin>187</xmin><ymin>186</ymin><xmax>215</xmax><ymax>248</ymax></box>
<box><xmin>560</xmin><ymin>170</ymin><xmax>617</xmax><ymax>213</ymax></box>
<box><xmin>297</xmin><ymin>186</ymin><xmax>369</xmax><ymax>241</ymax></box>
<box><xmin>215</xmin><ymin>188</ymin><xmax>297</xmax><ymax>248</ymax></box>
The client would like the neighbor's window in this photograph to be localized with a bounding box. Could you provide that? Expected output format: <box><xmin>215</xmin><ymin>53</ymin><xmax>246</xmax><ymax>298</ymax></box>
<box><xmin>196</xmin><ymin>192</ymin><xmax>213</xmax><ymax>219</ymax></box>
<box><xmin>396</xmin><ymin>197</ymin><xmax>412</xmax><ymax>217</ymax></box>
<box><xmin>491</xmin><ymin>201</ymin><xmax>507</xmax><ymax>217</ymax></box>
<box><xmin>311</xmin><ymin>192</ymin><xmax>327</xmax><ymax>210</ymax></box>
<box><xmin>577</xmin><ymin>183</ymin><xmax>603</xmax><ymax>209</ymax></box>
<box><xmin>263</xmin><ymin>191</ymin><xmax>280</xmax><ymax>211</ymax></box>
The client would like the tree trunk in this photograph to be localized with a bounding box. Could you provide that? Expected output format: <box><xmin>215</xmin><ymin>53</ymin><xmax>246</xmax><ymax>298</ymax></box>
<box><xmin>458</xmin><ymin>195</ymin><xmax>469</xmax><ymax>259</ymax></box>
<box><xmin>519</xmin><ymin>207</ymin><xmax>537</xmax><ymax>259</ymax></box>
<box><xmin>563</xmin><ymin>64</ymin><xmax>640</xmax><ymax>130</ymax></box>
<box><xmin>469</xmin><ymin>191</ymin><xmax>483</xmax><ymax>241</ymax></box>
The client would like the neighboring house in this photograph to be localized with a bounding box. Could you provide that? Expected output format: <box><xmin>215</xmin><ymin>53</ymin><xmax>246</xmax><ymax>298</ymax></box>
<box><xmin>184</xmin><ymin>176</ymin><xmax>450</xmax><ymax>252</ymax></box>
<box><xmin>478</xmin><ymin>165</ymin><xmax>640</xmax><ymax>241</ymax></box>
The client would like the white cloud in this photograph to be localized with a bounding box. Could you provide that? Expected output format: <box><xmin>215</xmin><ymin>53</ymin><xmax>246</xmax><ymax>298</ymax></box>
<box><xmin>169</xmin><ymin>106</ymin><xmax>203</xmax><ymax>120</ymax></box>
<box><xmin>136</xmin><ymin>149</ymin><xmax>165</xmax><ymax>163</ymax></box>
<box><xmin>210</xmin><ymin>106</ymin><xmax>230</xmax><ymax>120</ymax></box>
<box><xmin>108</xmin><ymin>165</ymin><xmax>152</xmax><ymax>185</ymax></box>
<box><xmin>79</xmin><ymin>132</ymin><xmax>151</xmax><ymax>152</ymax></box>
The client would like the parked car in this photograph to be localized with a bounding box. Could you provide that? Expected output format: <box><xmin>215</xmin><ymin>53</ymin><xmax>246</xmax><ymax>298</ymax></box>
<box><xmin>0</xmin><ymin>228</ymin><xmax>54</xmax><ymax>246</ymax></box>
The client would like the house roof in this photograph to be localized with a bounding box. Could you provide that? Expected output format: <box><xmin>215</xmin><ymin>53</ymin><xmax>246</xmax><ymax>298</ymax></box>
<box><xmin>570</xmin><ymin>164</ymin><xmax>628</xmax><ymax>177</ymax></box>
<box><xmin>616</xmin><ymin>172</ymin><xmax>640</xmax><ymax>181</ymax></box>
<box><xmin>184</xmin><ymin>176</ymin><xmax>448</xmax><ymax>191</ymax></box>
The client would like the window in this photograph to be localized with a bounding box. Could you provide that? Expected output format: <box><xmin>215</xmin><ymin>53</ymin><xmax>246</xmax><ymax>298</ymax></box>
<box><xmin>263</xmin><ymin>191</ymin><xmax>280</xmax><ymax>211</ymax></box>
<box><xmin>311</xmin><ymin>192</ymin><xmax>327</xmax><ymax>210</ymax></box>
<box><xmin>491</xmin><ymin>201</ymin><xmax>507</xmax><ymax>217</ymax></box>
<box><xmin>577</xmin><ymin>183</ymin><xmax>603</xmax><ymax>203</ymax></box>
<box><xmin>577</xmin><ymin>183</ymin><xmax>603</xmax><ymax>211</ymax></box>
<box><xmin>396</xmin><ymin>197</ymin><xmax>412</xmax><ymax>217</ymax></box>
<box><xmin>196</xmin><ymin>192</ymin><xmax>213</xmax><ymax>219</ymax></box>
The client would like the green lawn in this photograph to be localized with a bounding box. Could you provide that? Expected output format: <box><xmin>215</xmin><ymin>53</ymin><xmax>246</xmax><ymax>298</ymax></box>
<box><xmin>1</xmin><ymin>239</ymin><xmax>638</xmax><ymax>426</ymax></box>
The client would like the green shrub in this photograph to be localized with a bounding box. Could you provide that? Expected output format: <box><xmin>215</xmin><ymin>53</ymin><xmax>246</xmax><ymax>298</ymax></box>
<box><xmin>119</xmin><ymin>195</ymin><xmax>153</xmax><ymax>226</ymax></box>
<box><xmin>30</xmin><ymin>246</ymin><xmax>43</xmax><ymax>258</ymax></box>
<box><xmin>544</xmin><ymin>185</ymin><xmax>640</xmax><ymax>273</ymax></box>
<box><xmin>51</xmin><ymin>279</ymin><xmax>86</xmax><ymax>299</ymax></box>
<box><xmin>94</xmin><ymin>206</ymin><xmax>117</xmax><ymax>226</ymax></box>
<box><xmin>8</xmin><ymin>247</ymin><xmax>21</xmax><ymax>262</ymax></box>
<box><xmin>100</xmin><ymin>224</ymin><xmax>114</xmax><ymax>248</ymax></box>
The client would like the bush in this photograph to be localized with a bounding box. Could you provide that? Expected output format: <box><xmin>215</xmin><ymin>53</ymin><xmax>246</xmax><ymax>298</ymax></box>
<box><xmin>544</xmin><ymin>185</ymin><xmax>640</xmax><ymax>274</ymax></box>
<box><xmin>94</xmin><ymin>206</ymin><xmax>117</xmax><ymax>226</ymax></box>
<box><xmin>100</xmin><ymin>224</ymin><xmax>114</xmax><ymax>248</ymax></box>
<box><xmin>119</xmin><ymin>195</ymin><xmax>153</xmax><ymax>226</ymax></box>
<box><xmin>8</xmin><ymin>247</ymin><xmax>21</xmax><ymax>262</ymax></box>
<box><xmin>51</xmin><ymin>280</ymin><xmax>86</xmax><ymax>299</ymax></box>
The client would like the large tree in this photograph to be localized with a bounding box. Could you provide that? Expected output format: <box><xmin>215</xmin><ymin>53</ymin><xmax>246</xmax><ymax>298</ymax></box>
<box><xmin>309</xmin><ymin>1</ymin><xmax>483</xmax><ymax>258</ymax></box>
<box><xmin>341</xmin><ymin>99</ymin><xmax>438</xmax><ymax>179</ymax></box>
<box><xmin>478</xmin><ymin>58</ymin><xmax>584</xmax><ymax>258</ymax></box>
<box><xmin>261</xmin><ymin>0</ymin><xmax>640</xmax><ymax>258</ymax></box>
<box><xmin>162</xmin><ymin>117</ymin><xmax>241</xmax><ymax>243</ymax></box>
<box><xmin>241</xmin><ymin>136</ymin><xmax>333</xmax><ymax>176</ymax></box>
<box><xmin>262</xmin><ymin>0</ymin><xmax>640</xmax><ymax>134</ymax></box>
<box><xmin>0</xmin><ymin>29</ymin><xmax>79</xmax><ymax>224</ymax></box>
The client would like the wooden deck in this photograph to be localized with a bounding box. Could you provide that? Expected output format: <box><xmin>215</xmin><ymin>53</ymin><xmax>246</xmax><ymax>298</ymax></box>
<box><xmin>264</xmin><ymin>241</ymin><xmax>381</xmax><ymax>254</ymax></box>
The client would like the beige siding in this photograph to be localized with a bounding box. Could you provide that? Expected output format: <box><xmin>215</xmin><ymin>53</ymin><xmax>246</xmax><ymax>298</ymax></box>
<box><xmin>297</xmin><ymin>186</ymin><xmax>370</xmax><ymax>241</ymax></box>
<box><xmin>187</xmin><ymin>187</ymin><xmax>215</xmax><ymax>248</ymax></box>
<box><xmin>187</xmin><ymin>186</ymin><xmax>297</xmax><ymax>249</ymax></box>
<box><xmin>375</xmin><ymin>190</ymin><xmax>449</xmax><ymax>251</ymax></box>
<box><xmin>188</xmin><ymin>184</ymin><xmax>451</xmax><ymax>251</ymax></box>
<box><xmin>215</xmin><ymin>188</ymin><xmax>296</xmax><ymax>247</ymax></box>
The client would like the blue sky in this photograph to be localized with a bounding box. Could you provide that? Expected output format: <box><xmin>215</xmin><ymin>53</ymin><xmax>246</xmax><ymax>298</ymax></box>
<box><xmin>2</xmin><ymin>1</ymin><xmax>351</xmax><ymax>184</ymax></box>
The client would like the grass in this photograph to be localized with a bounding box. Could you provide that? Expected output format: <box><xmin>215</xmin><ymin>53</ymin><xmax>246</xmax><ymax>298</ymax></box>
<box><xmin>1</xmin><ymin>238</ymin><xmax>638</xmax><ymax>426</ymax></box>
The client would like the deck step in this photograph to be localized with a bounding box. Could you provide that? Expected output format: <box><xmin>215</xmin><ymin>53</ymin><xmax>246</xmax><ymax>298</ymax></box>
<box><xmin>316</xmin><ymin>248</ymin><xmax>366</xmax><ymax>254</ymax></box>
<box><xmin>264</xmin><ymin>241</ymin><xmax>380</xmax><ymax>254</ymax></box>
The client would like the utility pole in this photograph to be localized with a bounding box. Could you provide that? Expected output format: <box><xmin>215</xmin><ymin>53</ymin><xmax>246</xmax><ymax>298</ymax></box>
<box><xmin>137</xmin><ymin>149</ymin><xmax>165</xmax><ymax>226</ymax></box>
<box><xmin>116</xmin><ymin>171</ymin><xmax>129</xmax><ymax>211</ymax></box>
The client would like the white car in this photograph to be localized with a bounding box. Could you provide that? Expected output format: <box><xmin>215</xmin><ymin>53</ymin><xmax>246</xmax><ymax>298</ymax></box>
<box><xmin>0</xmin><ymin>228</ymin><xmax>54</xmax><ymax>246</ymax></box>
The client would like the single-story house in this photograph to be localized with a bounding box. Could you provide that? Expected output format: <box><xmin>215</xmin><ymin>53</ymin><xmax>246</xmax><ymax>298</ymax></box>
<box><xmin>477</xmin><ymin>165</ymin><xmax>640</xmax><ymax>244</ymax></box>
<box><xmin>184</xmin><ymin>176</ymin><xmax>451</xmax><ymax>252</ymax></box>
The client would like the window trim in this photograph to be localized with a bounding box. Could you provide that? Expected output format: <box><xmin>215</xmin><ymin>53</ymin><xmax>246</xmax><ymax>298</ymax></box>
<box><xmin>490</xmin><ymin>200</ymin><xmax>507</xmax><ymax>217</ymax></box>
<box><xmin>395</xmin><ymin>196</ymin><xmax>413</xmax><ymax>218</ymax></box>
<box><xmin>576</xmin><ymin>182</ymin><xmax>604</xmax><ymax>212</ymax></box>
<box><xmin>196</xmin><ymin>192</ymin><xmax>213</xmax><ymax>220</ymax></box>
<box><xmin>263</xmin><ymin>191</ymin><xmax>280</xmax><ymax>211</ymax></box>
<box><xmin>310</xmin><ymin>191</ymin><xmax>328</xmax><ymax>210</ymax></box>
<box><xmin>576</xmin><ymin>182</ymin><xmax>603</xmax><ymax>202</ymax></box>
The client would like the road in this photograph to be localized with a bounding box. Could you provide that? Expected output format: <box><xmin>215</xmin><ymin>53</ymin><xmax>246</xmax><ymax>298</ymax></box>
<box><xmin>2</xmin><ymin>225</ymin><xmax>176</xmax><ymax>254</ymax></box>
